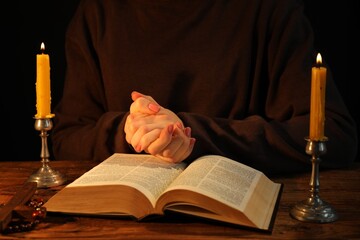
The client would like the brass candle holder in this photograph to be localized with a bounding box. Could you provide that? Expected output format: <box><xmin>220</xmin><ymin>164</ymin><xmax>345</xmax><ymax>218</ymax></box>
<box><xmin>290</xmin><ymin>137</ymin><xmax>338</xmax><ymax>223</ymax></box>
<box><xmin>27</xmin><ymin>117</ymin><xmax>66</xmax><ymax>188</ymax></box>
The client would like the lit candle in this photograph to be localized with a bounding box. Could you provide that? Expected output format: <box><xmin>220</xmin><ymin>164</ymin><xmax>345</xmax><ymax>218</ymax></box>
<box><xmin>35</xmin><ymin>42</ymin><xmax>54</xmax><ymax>118</ymax></box>
<box><xmin>309</xmin><ymin>53</ymin><xmax>327</xmax><ymax>140</ymax></box>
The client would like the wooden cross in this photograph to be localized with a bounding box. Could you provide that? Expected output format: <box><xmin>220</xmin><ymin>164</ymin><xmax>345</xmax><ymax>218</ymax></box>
<box><xmin>0</xmin><ymin>182</ymin><xmax>37</xmax><ymax>232</ymax></box>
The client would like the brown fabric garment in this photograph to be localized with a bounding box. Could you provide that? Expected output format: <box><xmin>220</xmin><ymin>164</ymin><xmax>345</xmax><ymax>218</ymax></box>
<box><xmin>52</xmin><ymin>0</ymin><xmax>357</xmax><ymax>175</ymax></box>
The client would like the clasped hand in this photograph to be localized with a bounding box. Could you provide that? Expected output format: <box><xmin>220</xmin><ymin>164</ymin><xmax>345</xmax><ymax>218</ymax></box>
<box><xmin>124</xmin><ymin>91</ymin><xmax>196</xmax><ymax>163</ymax></box>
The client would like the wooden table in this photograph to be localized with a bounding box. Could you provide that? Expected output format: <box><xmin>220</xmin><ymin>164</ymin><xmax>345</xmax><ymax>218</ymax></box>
<box><xmin>0</xmin><ymin>160</ymin><xmax>359</xmax><ymax>239</ymax></box>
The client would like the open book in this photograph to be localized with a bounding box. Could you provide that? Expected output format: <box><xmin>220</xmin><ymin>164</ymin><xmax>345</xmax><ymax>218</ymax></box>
<box><xmin>44</xmin><ymin>153</ymin><xmax>282</xmax><ymax>231</ymax></box>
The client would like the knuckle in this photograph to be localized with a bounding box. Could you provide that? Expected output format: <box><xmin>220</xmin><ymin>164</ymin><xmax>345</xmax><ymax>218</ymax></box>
<box><xmin>137</xmin><ymin>125</ymin><xmax>150</xmax><ymax>135</ymax></box>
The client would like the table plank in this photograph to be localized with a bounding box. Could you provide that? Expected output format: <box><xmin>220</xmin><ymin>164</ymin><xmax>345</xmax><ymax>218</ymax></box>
<box><xmin>1</xmin><ymin>160</ymin><xmax>359</xmax><ymax>239</ymax></box>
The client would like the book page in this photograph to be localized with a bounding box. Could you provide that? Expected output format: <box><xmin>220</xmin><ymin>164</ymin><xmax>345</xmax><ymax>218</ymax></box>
<box><xmin>164</xmin><ymin>155</ymin><xmax>260</xmax><ymax>211</ymax></box>
<box><xmin>68</xmin><ymin>154</ymin><xmax>186</xmax><ymax>207</ymax></box>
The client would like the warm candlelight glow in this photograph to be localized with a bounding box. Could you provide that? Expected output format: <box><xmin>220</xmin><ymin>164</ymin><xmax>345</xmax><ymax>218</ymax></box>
<box><xmin>35</xmin><ymin>42</ymin><xmax>54</xmax><ymax>118</ymax></box>
<box><xmin>316</xmin><ymin>52</ymin><xmax>322</xmax><ymax>64</ymax></box>
<box><xmin>309</xmin><ymin>53</ymin><xmax>327</xmax><ymax>140</ymax></box>
<box><xmin>40</xmin><ymin>42</ymin><xmax>45</xmax><ymax>52</ymax></box>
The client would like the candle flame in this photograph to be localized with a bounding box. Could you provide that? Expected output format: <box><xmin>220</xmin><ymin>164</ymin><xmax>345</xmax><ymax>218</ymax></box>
<box><xmin>40</xmin><ymin>42</ymin><xmax>45</xmax><ymax>52</ymax></box>
<box><xmin>316</xmin><ymin>53</ymin><xmax>322</xmax><ymax>65</ymax></box>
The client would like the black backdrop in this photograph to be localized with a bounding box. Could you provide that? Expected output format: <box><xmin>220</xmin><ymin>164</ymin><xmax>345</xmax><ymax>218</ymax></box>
<box><xmin>2</xmin><ymin>0</ymin><xmax>359</xmax><ymax>161</ymax></box>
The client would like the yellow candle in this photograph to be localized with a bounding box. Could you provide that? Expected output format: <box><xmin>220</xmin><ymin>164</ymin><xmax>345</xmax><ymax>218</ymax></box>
<box><xmin>309</xmin><ymin>53</ymin><xmax>327</xmax><ymax>140</ymax></box>
<box><xmin>35</xmin><ymin>42</ymin><xmax>54</xmax><ymax>118</ymax></box>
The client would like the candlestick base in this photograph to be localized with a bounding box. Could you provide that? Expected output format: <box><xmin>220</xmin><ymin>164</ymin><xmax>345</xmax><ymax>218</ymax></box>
<box><xmin>290</xmin><ymin>138</ymin><xmax>338</xmax><ymax>223</ymax></box>
<box><xmin>27</xmin><ymin>117</ymin><xmax>66</xmax><ymax>188</ymax></box>
<box><xmin>28</xmin><ymin>162</ymin><xmax>66</xmax><ymax>188</ymax></box>
<box><xmin>290</xmin><ymin>196</ymin><xmax>338</xmax><ymax>223</ymax></box>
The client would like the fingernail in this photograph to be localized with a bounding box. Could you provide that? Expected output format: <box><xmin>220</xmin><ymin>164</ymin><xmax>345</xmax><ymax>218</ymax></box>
<box><xmin>185</xmin><ymin>127</ymin><xmax>191</xmax><ymax>137</ymax></box>
<box><xmin>168</xmin><ymin>124</ymin><xmax>174</xmax><ymax>134</ymax></box>
<box><xmin>176</xmin><ymin>122</ymin><xmax>183</xmax><ymax>129</ymax></box>
<box><xmin>148</xmin><ymin>103</ymin><xmax>160</xmax><ymax>112</ymax></box>
<box><xmin>136</xmin><ymin>145</ymin><xmax>142</xmax><ymax>152</ymax></box>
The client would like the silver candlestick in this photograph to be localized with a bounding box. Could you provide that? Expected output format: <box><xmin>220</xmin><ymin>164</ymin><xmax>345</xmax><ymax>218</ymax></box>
<box><xmin>27</xmin><ymin>117</ymin><xmax>66</xmax><ymax>188</ymax></box>
<box><xmin>290</xmin><ymin>137</ymin><xmax>338</xmax><ymax>222</ymax></box>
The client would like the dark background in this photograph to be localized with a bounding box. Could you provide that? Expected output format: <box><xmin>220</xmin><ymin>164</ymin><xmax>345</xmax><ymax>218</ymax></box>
<box><xmin>1</xmin><ymin>1</ymin><xmax>359</xmax><ymax>161</ymax></box>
